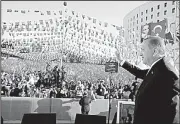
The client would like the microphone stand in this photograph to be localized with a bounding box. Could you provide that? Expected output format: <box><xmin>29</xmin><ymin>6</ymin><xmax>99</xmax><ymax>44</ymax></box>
<box><xmin>50</xmin><ymin>96</ymin><xmax>52</xmax><ymax>113</ymax></box>
<box><xmin>108</xmin><ymin>72</ymin><xmax>113</xmax><ymax>124</ymax></box>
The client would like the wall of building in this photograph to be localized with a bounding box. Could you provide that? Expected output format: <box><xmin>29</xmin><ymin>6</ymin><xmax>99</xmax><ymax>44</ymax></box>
<box><xmin>123</xmin><ymin>1</ymin><xmax>177</xmax><ymax>43</ymax></box>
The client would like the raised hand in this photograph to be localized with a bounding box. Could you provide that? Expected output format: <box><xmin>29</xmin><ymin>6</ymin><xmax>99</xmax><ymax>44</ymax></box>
<box><xmin>115</xmin><ymin>50</ymin><xmax>123</xmax><ymax>63</ymax></box>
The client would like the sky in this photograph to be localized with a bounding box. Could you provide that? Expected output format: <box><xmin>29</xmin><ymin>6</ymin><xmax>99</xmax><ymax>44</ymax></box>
<box><xmin>2</xmin><ymin>1</ymin><xmax>148</xmax><ymax>27</ymax></box>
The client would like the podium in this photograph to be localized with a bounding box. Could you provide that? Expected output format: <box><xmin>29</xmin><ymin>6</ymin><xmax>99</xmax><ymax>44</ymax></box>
<box><xmin>116</xmin><ymin>100</ymin><xmax>135</xmax><ymax>124</ymax></box>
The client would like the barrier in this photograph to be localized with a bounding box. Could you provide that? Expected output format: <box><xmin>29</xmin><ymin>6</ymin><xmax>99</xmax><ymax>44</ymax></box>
<box><xmin>1</xmin><ymin>97</ymin><xmax>132</xmax><ymax>122</ymax></box>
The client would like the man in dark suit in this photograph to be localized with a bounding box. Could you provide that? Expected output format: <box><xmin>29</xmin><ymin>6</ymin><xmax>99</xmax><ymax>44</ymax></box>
<box><xmin>79</xmin><ymin>92</ymin><xmax>92</xmax><ymax>115</ymax></box>
<box><xmin>115</xmin><ymin>36</ymin><xmax>179</xmax><ymax>124</ymax></box>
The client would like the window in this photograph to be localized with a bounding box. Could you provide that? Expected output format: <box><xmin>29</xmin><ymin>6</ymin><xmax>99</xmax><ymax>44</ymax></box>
<box><xmin>146</xmin><ymin>16</ymin><xmax>148</xmax><ymax>20</ymax></box>
<box><xmin>157</xmin><ymin>20</ymin><xmax>159</xmax><ymax>22</ymax></box>
<box><xmin>164</xmin><ymin>3</ymin><xmax>167</xmax><ymax>7</ymax></box>
<box><xmin>151</xmin><ymin>15</ymin><xmax>153</xmax><ymax>19</ymax></box>
<box><xmin>133</xmin><ymin>16</ymin><xmax>135</xmax><ymax>19</ymax></box>
<box><xmin>141</xmin><ymin>18</ymin><xmax>143</xmax><ymax>22</ymax></box>
<box><xmin>141</xmin><ymin>12</ymin><xmax>143</xmax><ymax>15</ymax></box>
<box><xmin>137</xmin><ymin>26</ymin><xmax>138</xmax><ymax>30</ymax></box>
<box><xmin>151</xmin><ymin>7</ymin><xmax>153</xmax><ymax>12</ymax></box>
<box><xmin>157</xmin><ymin>5</ymin><xmax>160</xmax><ymax>9</ymax></box>
<box><xmin>172</xmin><ymin>1</ymin><xmax>175</xmax><ymax>5</ymax></box>
<box><xmin>146</xmin><ymin>10</ymin><xmax>148</xmax><ymax>14</ymax></box>
<box><xmin>157</xmin><ymin>12</ymin><xmax>160</xmax><ymax>17</ymax></box>
<box><xmin>137</xmin><ymin>20</ymin><xmax>138</xmax><ymax>24</ymax></box>
<box><xmin>164</xmin><ymin>10</ymin><xmax>167</xmax><ymax>15</ymax></box>
<box><xmin>172</xmin><ymin>8</ymin><xmax>175</xmax><ymax>13</ymax></box>
<box><xmin>137</xmin><ymin>14</ymin><xmax>138</xmax><ymax>18</ymax></box>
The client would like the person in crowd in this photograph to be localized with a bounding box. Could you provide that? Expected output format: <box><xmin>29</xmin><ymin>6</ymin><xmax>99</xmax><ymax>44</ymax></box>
<box><xmin>115</xmin><ymin>36</ymin><xmax>179</xmax><ymax>124</ymax></box>
<box><xmin>75</xmin><ymin>81</ymin><xmax>84</xmax><ymax>98</ymax></box>
<box><xmin>87</xmin><ymin>83</ymin><xmax>96</xmax><ymax>101</ymax></box>
<box><xmin>118</xmin><ymin>86</ymin><xmax>124</xmax><ymax>99</ymax></box>
<box><xmin>52</xmin><ymin>65</ymin><xmax>60</xmax><ymax>86</ymax></box>
<box><xmin>49</xmin><ymin>87</ymin><xmax>57</xmax><ymax>98</ymax></box>
<box><xmin>96</xmin><ymin>82</ymin><xmax>106</xmax><ymax>99</ymax></box>
<box><xmin>56</xmin><ymin>88</ymin><xmax>61</xmax><ymax>98</ymax></box>
<box><xmin>79</xmin><ymin>91</ymin><xmax>92</xmax><ymax>115</ymax></box>
<box><xmin>68</xmin><ymin>80</ymin><xmax>76</xmax><ymax>98</ymax></box>
<box><xmin>1</xmin><ymin>84</ymin><xmax>9</xmax><ymax>96</ymax></box>
<box><xmin>129</xmin><ymin>77</ymin><xmax>139</xmax><ymax>101</ymax></box>
<box><xmin>10</xmin><ymin>84</ymin><xmax>22</xmax><ymax>97</ymax></box>
<box><xmin>59</xmin><ymin>85</ymin><xmax>67</xmax><ymax>98</ymax></box>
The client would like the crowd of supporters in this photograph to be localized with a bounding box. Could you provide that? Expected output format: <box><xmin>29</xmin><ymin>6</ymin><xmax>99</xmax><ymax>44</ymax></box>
<box><xmin>1</xmin><ymin>65</ymin><xmax>139</xmax><ymax>101</ymax></box>
<box><xmin>1</xmin><ymin>8</ymin><xmax>178</xmax><ymax>102</ymax></box>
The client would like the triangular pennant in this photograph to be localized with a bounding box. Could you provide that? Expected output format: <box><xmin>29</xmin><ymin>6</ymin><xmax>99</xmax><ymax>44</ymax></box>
<box><xmin>7</xmin><ymin>9</ymin><xmax>12</xmax><ymax>12</ymax></box>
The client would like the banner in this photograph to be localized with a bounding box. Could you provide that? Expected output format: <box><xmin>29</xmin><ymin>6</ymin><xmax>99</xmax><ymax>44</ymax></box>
<box><xmin>149</xmin><ymin>19</ymin><xmax>167</xmax><ymax>38</ymax></box>
<box><xmin>105</xmin><ymin>62</ymin><xmax>118</xmax><ymax>73</ymax></box>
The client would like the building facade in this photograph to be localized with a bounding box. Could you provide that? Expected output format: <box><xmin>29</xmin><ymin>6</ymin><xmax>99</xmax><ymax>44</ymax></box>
<box><xmin>123</xmin><ymin>1</ymin><xmax>178</xmax><ymax>44</ymax></box>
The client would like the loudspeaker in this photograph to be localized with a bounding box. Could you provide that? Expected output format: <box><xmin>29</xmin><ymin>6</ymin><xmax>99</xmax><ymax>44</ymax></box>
<box><xmin>21</xmin><ymin>113</ymin><xmax>56</xmax><ymax>124</ymax></box>
<box><xmin>75</xmin><ymin>114</ymin><xmax>106</xmax><ymax>124</ymax></box>
<box><xmin>1</xmin><ymin>116</ymin><xmax>3</xmax><ymax>124</ymax></box>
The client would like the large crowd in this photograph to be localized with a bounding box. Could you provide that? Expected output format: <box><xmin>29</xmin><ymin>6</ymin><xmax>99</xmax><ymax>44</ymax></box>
<box><xmin>1</xmin><ymin>7</ymin><xmax>179</xmax><ymax>101</ymax></box>
<box><xmin>1</xmin><ymin>64</ymin><xmax>139</xmax><ymax>101</ymax></box>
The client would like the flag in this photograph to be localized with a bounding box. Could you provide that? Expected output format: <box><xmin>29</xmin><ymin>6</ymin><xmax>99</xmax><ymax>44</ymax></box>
<box><xmin>85</xmin><ymin>23</ymin><xmax>88</xmax><ymax>27</ymax></box>
<box><xmin>72</xmin><ymin>11</ymin><xmax>74</xmax><ymax>15</ymax></box>
<box><xmin>99</xmin><ymin>21</ymin><xmax>102</xmax><ymax>26</ymax></box>
<box><xmin>88</xmin><ymin>17</ymin><xmax>92</xmax><ymax>20</ymax></box>
<box><xmin>59</xmin><ymin>11</ymin><xmax>62</xmax><ymax>15</ymax></box>
<box><xmin>39</xmin><ymin>20</ymin><xmax>43</xmax><ymax>25</ymax></box>
<box><xmin>93</xmin><ymin>18</ymin><xmax>96</xmax><ymax>23</ymax></box>
<box><xmin>68</xmin><ymin>16</ymin><xmax>72</xmax><ymax>21</ymax></box>
<box><xmin>40</xmin><ymin>11</ymin><xmax>44</xmax><ymax>15</ymax></box>
<box><xmin>82</xmin><ymin>15</ymin><xmax>85</xmax><ymax>19</ymax></box>
<box><xmin>104</xmin><ymin>22</ymin><xmax>108</xmax><ymax>27</ymax></box>
<box><xmin>49</xmin><ymin>19</ymin><xmax>53</xmax><ymax>24</ymax></box>
<box><xmin>165</xmin><ymin>32</ymin><xmax>174</xmax><ymax>44</ymax></box>
<box><xmin>7</xmin><ymin>9</ymin><xmax>12</xmax><ymax>12</ymax></box>
<box><xmin>112</xmin><ymin>24</ymin><xmax>116</xmax><ymax>28</ymax></box>
<box><xmin>116</xmin><ymin>26</ymin><xmax>121</xmax><ymax>30</ymax></box>
<box><xmin>148</xmin><ymin>19</ymin><xmax>167</xmax><ymax>38</ymax></box>
<box><xmin>76</xmin><ymin>13</ymin><xmax>79</xmax><ymax>18</ymax></box>
<box><xmin>53</xmin><ymin>11</ymin><xmax>56</xmax><ymax>15</ymax></box>
<box><xmin>47</xmin><ymin>11</ymin><xmax>51</xmax><ymax>15</ymax></box>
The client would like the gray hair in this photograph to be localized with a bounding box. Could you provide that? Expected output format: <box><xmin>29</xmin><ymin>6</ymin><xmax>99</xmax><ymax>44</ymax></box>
<box><xmin>145</xmin><ymin>36</ymin><xmax>166</xmax><ymax>57</ymax></box>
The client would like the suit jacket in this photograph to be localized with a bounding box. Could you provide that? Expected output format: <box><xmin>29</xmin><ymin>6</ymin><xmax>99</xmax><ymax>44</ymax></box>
<box><xmin>79</xmin><ymin>96</ymin><xmax>92</xmax><ymax>112</ymax></box>
<box><xmin>122</xmin><ymin>57</ymin><xmax>179</xmax><ymax>124</ymax></box>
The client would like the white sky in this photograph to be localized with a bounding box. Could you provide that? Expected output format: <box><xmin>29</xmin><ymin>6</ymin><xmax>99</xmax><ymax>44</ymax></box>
<box><xmin>2</xmin><ymin>1</ymin><xmax>148</xmax><ymax>26</ymax></box>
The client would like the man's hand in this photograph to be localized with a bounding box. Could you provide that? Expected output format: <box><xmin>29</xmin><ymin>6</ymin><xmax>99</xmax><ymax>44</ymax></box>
<box><xmin>115</xmin><ymin>50</ymin><xmax>123</xmax><ymax>64</ymax></box>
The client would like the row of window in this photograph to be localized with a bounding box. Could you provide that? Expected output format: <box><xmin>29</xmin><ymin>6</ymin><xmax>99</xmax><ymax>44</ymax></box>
<box><xmin>128</xmin><ymin>8</ymin><xmax>175</xmax><ymax>28</ymax></box>
<box><xmin>129</xmin><ymin>1</ymin><xmax>175</xmax><ymax>22</ymax></box>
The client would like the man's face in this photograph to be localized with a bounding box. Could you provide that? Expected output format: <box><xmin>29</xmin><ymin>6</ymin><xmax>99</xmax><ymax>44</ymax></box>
<box><xmin>141</xmin><ymin>40</ymin><xmax>154</xmax><ymax>65</ymax></box>
<box><xmin>143</xmin><ymin>25</ymin><xmax>149</xmax><ymax>35</ymax></box>
<box><xmin>142</xmin><ymin>25</ymin><xmax>149</xmax><ymax>39</ymax></box>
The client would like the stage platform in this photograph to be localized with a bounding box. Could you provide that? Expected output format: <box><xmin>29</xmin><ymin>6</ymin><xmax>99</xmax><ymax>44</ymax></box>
<box><xmin>4</xmin><ymin>120</ymin><xmax>113</xmax><ymax>124</ymax></box>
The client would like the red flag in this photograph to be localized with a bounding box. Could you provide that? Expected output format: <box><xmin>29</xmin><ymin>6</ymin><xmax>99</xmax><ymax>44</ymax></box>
<box><xmin>93</xmin><ymin>18</ymin><xmax>96</xmax><ymax>23</ymax></box>
<box><xmin>148</xmin><ymin>19</ymin><xmax>167</xmax><ymax>38</ymax></box>
<box><xmin>47</xmin><ymin>11</ymin><xmax>51</xmax><ymax>15</ymax></box>
<box><xmin>165</xmin><ymin>32</ymin><xmax>175</xmax><ymax>44</ymax></box>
